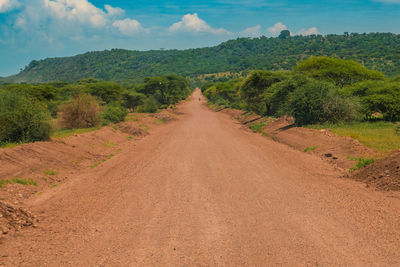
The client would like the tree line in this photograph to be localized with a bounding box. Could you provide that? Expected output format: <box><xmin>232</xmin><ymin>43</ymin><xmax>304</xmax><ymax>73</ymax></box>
<box><xmin>0</xmin><ymin>75</ymin><xmax>191</xmax><ymax>145</ymax></box>
<box><xmin>202</xmin><ymin>57</ymin><xmax>400</xmax><ymax>125</ymax></box>
<box><xmin>4</xmin><ymin>32</ymin><xmax>400</xmax><ymax>84</ymax></box>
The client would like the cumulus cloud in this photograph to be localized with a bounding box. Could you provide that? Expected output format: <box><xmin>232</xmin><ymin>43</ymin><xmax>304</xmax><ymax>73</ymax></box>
<box><xmin>112</xmin><ymin>18</ymin><xmax>148</xmax><ymax>35</ymax></box>
<box><xmin>169</xmin><ymin>13</ymin><xmax>230</xmax><ymax>35</ymax></box>
<box><xmin>43</xmin><ymin>0</ymin><xmax>108</xmax><ymax>27</ymax></box>
<box><xmin>296</xmin><ymin>27</ymin><xmax>319</xmax><ymax>36</ymax></box>
<box><xmin>0</xmin><ymin>0</ymin><xmax>20</xmax><ymax>12</ymax></box>
<box><xmin>13</xmin><ymin>0</ymin><xmax>147</xmax><ymax>37</ymax></box>
<box><xmin>241</xmin><ymin>25</ymin><xmax>261</xmax><ymax>37</ymax></box>
<box><xmin>105</xmin><ymin>4</ymin><xmax>124</xmax><ymax>17</ymax></box>
<box><xmin>267</xmin><ymin>22</ymin><xmax>288</xmax><ymax>36</ymax></box>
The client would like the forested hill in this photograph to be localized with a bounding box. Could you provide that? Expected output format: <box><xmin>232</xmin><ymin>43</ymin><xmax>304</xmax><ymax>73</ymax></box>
<box><xmin>5</xmin><ymin>32</ymin><xmax>400</xmax><ymax>84</ymax></box>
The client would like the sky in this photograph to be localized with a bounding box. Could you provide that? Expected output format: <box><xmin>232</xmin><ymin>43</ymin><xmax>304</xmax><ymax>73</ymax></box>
<box><xmin>0</xmin><ymin>0</ymin><xmax>399</xmax><ymax>76</ymax></box>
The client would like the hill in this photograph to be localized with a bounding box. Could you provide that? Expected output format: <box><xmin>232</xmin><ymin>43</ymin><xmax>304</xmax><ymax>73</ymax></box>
<box><xmin>5</xmin><ymin>32</ymin><xmax>400</xmax><ymax>84</ymax></box>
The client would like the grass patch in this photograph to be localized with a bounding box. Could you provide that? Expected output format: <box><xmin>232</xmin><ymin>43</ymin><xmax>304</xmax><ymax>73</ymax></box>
<box><xmin>249</xmin><ymin>122</ymin><xmax>266</xmax><ymax>134</ymax></box>
<box><xmin>0</xmin><ymin>142</ymin><xmax>28</xmax><ymax>149</ymax></box>
<box><xmin>139</xmin><ymin>124</ymin><xmax>150</xmax><ymax>131</ymax></box>
<box><xmin>53</xmin><ymin>127</ymin><xmax>100</xmax><ymax>139</ymax></box>
<box><xmin>44</xmin><ymin>169</ymin><xmax>58</xmax><ymax>176</ymax></box>
<box><xmin>126</xmin><ymin>135</ymin><xmax>134</xmax><ymax>140</ymax></box>
<box><xmin>303</xmin><ymin>145</ymin><xmax>319</xmax><ymax>152</ymax></box>
<box><xmin>153</xmin><ymin>118</ymin><xmax>167</xmax><ymax>125</ymax></box>
<box><xmin>126</xmin><ymin>115</ymin><xmax>140</xmax><ymax>122</ymax></box>
<box><xmin>347</xmin><ymin>156</ymin><xmax>375</xmax><ymax>171</ymax></box>
<box><xmin>248</xmin><ymin>121</ymin><xmax>277</xmax><ymax>140</ymax></box>
<box><xmin>307</xmin><ymin>122</ymin><xmax>400</xmax><ymax>152</ymax></box>
<box><xmin>90</xmin><ymin>154</ymin><xmax>115</xmax><ymax>168</ymax></box>
<box><xmin>50</xmin><ymin>184</ymin><xmax>58</xmax><ymax>189</ymax></box>
<box><xmin>102</xmin><ymin>141</ymin><xmax>117</xmax><ymax>148</ymax></box>
<box><xmin>0</xmin><ymin>178</ymin><xmax>37</xmax><ymax>188</ymax></box>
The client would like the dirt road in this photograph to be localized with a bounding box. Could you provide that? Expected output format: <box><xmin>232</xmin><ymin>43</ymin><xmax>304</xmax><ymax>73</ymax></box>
<box><xmin>2</xmin><ymin>89</ymin><xmax>400</xmax><ymax>266</ymax></box>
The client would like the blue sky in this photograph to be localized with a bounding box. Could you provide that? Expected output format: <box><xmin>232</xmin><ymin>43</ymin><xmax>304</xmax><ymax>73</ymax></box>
<box><xmin>0</xmin><ymin>0</ymin><xmax>399</xmax><ymax>76</ymax></box>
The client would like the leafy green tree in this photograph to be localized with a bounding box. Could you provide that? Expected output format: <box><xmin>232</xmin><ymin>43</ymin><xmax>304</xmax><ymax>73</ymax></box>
<box><xmin>295</xmin><ymin>57</ymin><xmax>385</xmax><ymax>87</ymax></box>
<box><xmin>343</xmin><ymin>81</ymin><xmax>400</xmax><ymax>120</ymax></box>
<box><xmin>240</xmin><ymin>70</ymin><xmax>286</xmax><ymax>115</ymax></box>
<box><xmin>0</xmin><ymin>90</ymin><xmax>52</xmax><ymax>144</ymax></box>
<box><xmin>84</xmin><ymin>82</ymin><xmax>125</xmax><ymax>103</ymax></box>
<box><xmin>286</xmin><ymin>80</ymin><xmax>356</xmax><ymax>125</ymax></box>
<box><xmin>122</xmin><ymin>91</ymin><xmax>145</xmax><ymax>111</ymax></box>
<box><xmin>102</xmin><ymin>103</ymin><xmax>128</xmax><ymax>124</ymax></box>
<box><xmin>139</xmin><ymin>74</ymin><xmax>191</xmax><ymax>106</ymax></box>
<box><xmin>137</xmin><ymin>97</ymin><xmax>159</xmax><ymax>113</ymax></box>
<box><xmin>279</xmin><ymin>30</ymin><xmax>291</xmax><ymax>39</ymax></box>
<box><xmin>268</xmin><ymin>74</ymin><xmax>312</xmax><ymax>116</ymax></box>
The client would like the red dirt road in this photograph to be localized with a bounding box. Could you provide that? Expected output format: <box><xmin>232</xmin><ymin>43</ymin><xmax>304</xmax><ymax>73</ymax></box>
<box><xmin>2</xmin><ymin>90</ymin><xmax>400</xmax><ymax>266</ymax></box>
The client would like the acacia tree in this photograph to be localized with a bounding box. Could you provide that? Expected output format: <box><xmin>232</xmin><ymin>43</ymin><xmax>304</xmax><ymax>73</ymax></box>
<box><xmin>295</xmin><ymin>57</ymin><xmax>385</xmax><ymax>87</ymax></box>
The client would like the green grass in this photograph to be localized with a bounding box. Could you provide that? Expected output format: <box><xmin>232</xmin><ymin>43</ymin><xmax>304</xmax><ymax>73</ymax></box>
<box><xmin>90</xmin><ymin>154</ymin><xmax>115</xmax><ymax>168</ymax></box>
<box><xmin>153</xmin><ymin>118</ymin><xmax>167</xmax><ymax>125</ymax></box>
<box><xmin>52</xmin><ymin>127</ymin><xmax>100</xmax><ymax>139</ymax></box>
<box><xmin>126</xmin><ymin>114</ymin><xmax>140</xmax><ymax>122</ymax></box>
<box><xmin>102</xmin><ymin>141</ymin><xmax>117</xmax><ymax>148</ymax></box>
<box><xmin>0</xmin><ymin>178</ymin><xmax>37</xmax><ymax>188</ymax></box>
<box><xmin>347</xmin><ymin>156</ymin><xmax>375</xmax><ymax>171</ymax></box>
<box><xmin>307</xmin><ymin>122</ymin><xmax>400</xmax><ymax>152</ymax></box>
<box><xmin>44</xmin><ymin>169</ymin><xmax>58</xmax><ymax>176</ymax></box>
<box><xmin>50</xmin><ymin>184</ymin><xmax>58</xmax><ymax>189</ymax></box>
<box><xmin>0</xmin><ymin>142</ymin><xmax>27</xmax><ymax>149</ymax></box>
<box><xmin>126</xmin><ymin>135</ymin><xmax>134</xmax><ymax>140</ymax></box>
<box><xmin>139</xmin><ymin>124</ymin><xmax>150</xmax><ymax>131</ymax></box>
<box><xmin>249</xmin><ymin>122</ymin><xmax>266</xmax><ymax>134</ymax></box>
<box><xmin>303</xmin><ymin>145</ymin><xmax>319</xmax><ymax>152</ymax></box>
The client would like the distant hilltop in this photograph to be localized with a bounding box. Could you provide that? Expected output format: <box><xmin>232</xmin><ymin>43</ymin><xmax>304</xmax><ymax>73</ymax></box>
<box><xmin>4</xmin><ymin>32</ymin><xmax>400</xmax><ymax>84</ymax></box>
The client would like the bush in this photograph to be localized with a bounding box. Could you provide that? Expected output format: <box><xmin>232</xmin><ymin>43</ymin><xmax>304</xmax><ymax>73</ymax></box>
<box><xmin>240</xmin><ymin>70</ymin><xmax>287</xmax><ymax>115</ymax></box>
<box><xmin>137</xmin><ymin>97</ymin><xmax>159</xmax><ymax>113</ymax></box>
<box><xmin>0</xmin><ymin>90</ymin><xmax>52</xmax><ymax>144</ymax></box>
<box><xmin>286</xmin><ymin>80</ymin><xmax>357</xmax><ymax>125</ymax></box>
<box><xmin>59</xmin><ymin>94</ymin><xmax>101</xmax><ymax>129</ymax></box>
<box><xmin>102</xmin><ymin>103</ymin><xmax>128</xmax><ymax>124</ymax></box>
<box><xmin>342</xmin><ymin>81</ymin><xmax>400</xmax><ymax>121</ymax></box>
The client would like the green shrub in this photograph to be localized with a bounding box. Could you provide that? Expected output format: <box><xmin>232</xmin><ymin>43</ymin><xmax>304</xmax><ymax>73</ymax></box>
<box><xmin>348</xmin><ymin>157</ymin><xmax>375</xmax><ymax>171</ymax></box>
<box><xmin>137</xmin><ymin>97</ymin><xmax>159</xmax><ymax>113</ymax></box>
<box><xmin>59</xmin><ymin>93</ymin><xmax>101</xmax><ymax>129</ymax></box>
<box><xmin>240</xmin><ymin>70</ymin><xmax>286</xmax><ymax>115</ymax></box>
<box><xmin>286</xmin><ymin>80</ymin><xmax>357</xmax><ymax>125</ymax></box>
<box><xmin>0</xmin><ymin>90</ymin><xmax>52</xmax><ymax>144</ymax></box>
<box><xmin>102</xmin><ymin>103</ymin><xmax>128</xmax><ymax>124</ymax></box>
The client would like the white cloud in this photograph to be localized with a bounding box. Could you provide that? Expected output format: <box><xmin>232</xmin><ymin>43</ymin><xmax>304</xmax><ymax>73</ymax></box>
<box><xmin>0</xmin><ymin>0</ymin><xmax>20</xmax><ymax>12</ymax></box>
<box><xmin>105</xmin><ymin>4</ymin><xmax>124</xmax><ymax>17</ymax></box>
<box><xmin>112</xmin><ymin>18</ymin><xmax>148</xmax><ymax>35</ymax></box>
<box><xmin>296</xmin><ymin>27</ymin><xmax>319</xmax><ymax>36</ymax></box>
<box><xmin>43</xmin><ymin>0</ymin><xmax>108</xmax><ymax>27</ymax></box>
<box><xmin>169</xmin><ymin>13</ymin><xmax>230</xmax><ymax>35</ymax></box>
<box><xmin>267</xmin><ymin>22</ymin><xmax>288</xmax><ymax>36</ymax></box>
<box><xmin>241</xmin><ymin>25</ymin><xmax>261</xmax><ymax>37</ymax></box>
<box><xmin>13</xmin><ymin>0</ymin><xmax>147</xmax><ymax>38</ymax></box>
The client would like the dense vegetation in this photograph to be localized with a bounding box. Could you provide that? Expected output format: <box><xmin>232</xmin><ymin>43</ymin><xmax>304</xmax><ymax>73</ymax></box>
<box><xmin>203</xmin><ymin>57</ymin><xmax>400</xmax><ymax>126</ymax></box>
<box><xmin>0</xmin><ymin>75</ymin><xmax>191</xmax><ymax>145</ymax></box>
<box><xmin>4</xmin><ymin>33</ymin><xmax>400</xmax><ymax>85</ymax></box>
